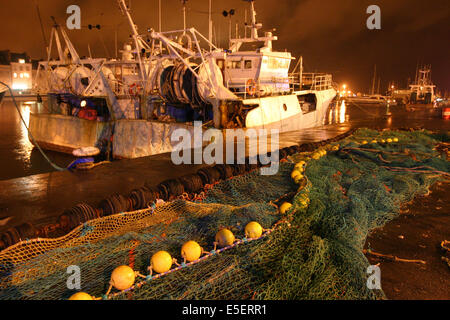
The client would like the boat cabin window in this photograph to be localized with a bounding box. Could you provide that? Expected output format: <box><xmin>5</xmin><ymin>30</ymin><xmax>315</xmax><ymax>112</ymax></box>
<box><xmin>244</xmin><ymin>60</ymin><xmax>252</xmax><ymax>69</ymax></box>
<box><xmin>227</xmin><ymin>61</ymin><xmax>242</xmax><ymax>69</ymax></box>
<box><xmin>297</xmin><ymin>94</ymin><xmax>317</xmax><ymax>114</ymax></box>
<box><xmin>216</xmin><ymin>59</ymin><xmax>225</xmax><ymax>69</ymax></box>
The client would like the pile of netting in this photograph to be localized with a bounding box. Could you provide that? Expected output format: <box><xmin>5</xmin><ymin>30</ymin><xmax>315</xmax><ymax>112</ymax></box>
<box><xmin>0</xmin><ymin>128</ymin><xmax>448</xmax><ymax>300</ymax></box>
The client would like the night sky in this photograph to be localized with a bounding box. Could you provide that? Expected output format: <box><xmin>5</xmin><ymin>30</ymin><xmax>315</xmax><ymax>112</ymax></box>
<box><xmin>1</xmin><ymin>0</ymin><xmax>449</xmax><ymax>93</ymax></box>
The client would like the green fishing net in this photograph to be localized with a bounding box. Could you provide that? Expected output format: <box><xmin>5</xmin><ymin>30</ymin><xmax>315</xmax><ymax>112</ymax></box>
<box><xmin>0</xmin><ymin>128</ymin><xmax>448</xmax><ymax>300</ymax></box>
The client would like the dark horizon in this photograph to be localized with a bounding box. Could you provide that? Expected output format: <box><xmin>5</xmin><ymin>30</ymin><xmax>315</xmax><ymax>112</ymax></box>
<box><xmin>1</xmin><ymin>0</ymin><xmax>449</xmax><ymax>94</ymax></box>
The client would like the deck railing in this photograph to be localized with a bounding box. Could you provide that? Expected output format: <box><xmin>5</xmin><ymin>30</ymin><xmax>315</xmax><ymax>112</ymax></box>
<box><xmin>289</xmin><ymin>72</ymin><xmax>333</xmax><ymax>91</ymax></box>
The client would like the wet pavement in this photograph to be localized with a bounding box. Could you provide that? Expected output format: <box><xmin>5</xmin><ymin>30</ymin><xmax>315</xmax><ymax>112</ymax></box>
<box><xmin>365</xmin><ymin>180</ymin><xmax>450</xmax><ymax>300</ymax></box>
<box><xmin>0</xmin><ymin>98</ymin><xmax>447</xmax><ymax>233</ymax></box>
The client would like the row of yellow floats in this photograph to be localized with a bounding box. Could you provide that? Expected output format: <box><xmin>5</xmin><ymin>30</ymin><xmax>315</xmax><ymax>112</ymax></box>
<box><xmin>360</xmin><ymin>137</ymin><xmax>399</xmax><ymax>145</ymax></box>
<box><xmin>70</xmin><ymin>143</ymin><xmax>339</xmax><ymax>300</ymax></box>
<box><xmin>278</xmin><ymin>145</ymin><xmax>330</xmax><ymax>215</ymax></box>
<box><xmin>70</xmin><ymin>221</ymin><xmax>264</xmax><ymax>300</ymax></box>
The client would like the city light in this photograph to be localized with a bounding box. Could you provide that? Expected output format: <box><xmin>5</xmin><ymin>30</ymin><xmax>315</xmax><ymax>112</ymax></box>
<box><xmin>12</xmin><ymin>83</ymin><xmax>28</xmax><ymax>90</ymax></box>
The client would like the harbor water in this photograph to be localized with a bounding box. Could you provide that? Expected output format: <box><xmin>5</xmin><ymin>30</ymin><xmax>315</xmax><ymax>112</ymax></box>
<box><xmin>0</xmin><ymin>97</ymin><xmax>446</xmax><ymax>181</ymax></box>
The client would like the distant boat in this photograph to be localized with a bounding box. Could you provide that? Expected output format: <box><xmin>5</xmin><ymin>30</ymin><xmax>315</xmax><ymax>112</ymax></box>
<box><xmin>345</xmin><ymin>94</ymin><xmax>389</xmax><ymax>105</ymax></box>
<box><xmin>409</xmin><ymin>66</ymin><xmax>436</xmax><ymax>104</ymax></box>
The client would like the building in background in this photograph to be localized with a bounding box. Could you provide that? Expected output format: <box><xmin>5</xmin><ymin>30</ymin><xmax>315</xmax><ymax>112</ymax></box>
<box><xmin>0</xmin><ymin>50</ymin><xmax>38</xmax><ymax>94</ymax></box>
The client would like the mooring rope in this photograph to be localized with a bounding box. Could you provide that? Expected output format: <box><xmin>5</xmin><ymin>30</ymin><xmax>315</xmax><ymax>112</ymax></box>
<box><xmin>0</xmin><ymin>82</ymin><xmax>66</xmax><ymax>172</ymax></box>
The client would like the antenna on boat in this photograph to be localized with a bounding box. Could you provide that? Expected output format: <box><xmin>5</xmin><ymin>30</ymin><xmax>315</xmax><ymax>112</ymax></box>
<box><xmin>244</xmin><ymin>9</ymin><xmax>247</xmax><ymax>38</ymax></box>
<box><xmin>34</xmin><ymin>0</ymin><xmax>48</xmax><ymax>56</ymax></box>
<box><xmin>246</xmin><ymin>0</ymin><xmax>260</xmax><ymax>39</ymax></box>
<box><xmin>228</xmin><ymin>1</ymin><xmax>276</xmax><ymax>52</ymax></box>
<box><xmin>158</xmin><ymin>0</ymin><xmax>163</xmax><ymax>51</ymax></box>
<box><xmin>158</xmin><ymin>0</ymin><xmax>162</xmax><ymax>33</ymax></box>
<box><xmin>371</xmin><ymin>64</ymin><xmax>377</xmax><ymax>95</ymax></box>
<box><xmin>208</xmin><ymin>0</ymin><xmax>212</xmax><ymax>50</ymax></box>
<box><xmin>117</xmin><ymin>0</ymin><xmax>146</xmax><ymax>80</ymax></box>
<box><xmin>181</xmin><ymin>0</ymin><xmax>188</xmax><ymax>35</ymax></box>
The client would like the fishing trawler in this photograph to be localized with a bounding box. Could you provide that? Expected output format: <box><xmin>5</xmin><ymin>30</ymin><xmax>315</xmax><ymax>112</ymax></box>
<box><xmin>345</xmin><ymin>94</ymin><xmax>388</xmax><ymax>105</ymax></box>
<box><xmin>409</xmin><ymin>66</ymin><xmax>436</xmax><ymax>104</ymax></box>
<box><xmin>30</xmin><ymin>0</ymin><xmax>337</xmax><ymax>159</ymax></box>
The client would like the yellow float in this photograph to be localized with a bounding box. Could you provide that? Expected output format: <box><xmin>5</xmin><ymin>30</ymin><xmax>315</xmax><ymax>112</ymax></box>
<box><xmin>291</xmin><ymin>170</ymin><xmax>302</xmax><ymax>180</ymax></box>
<box><xmin>298</xmin><ymin>197</ymin><xmax>310</xmax><ymax>208</ymax></box>
<box><xmin>311</xmin><ymin>152</ymin><xmax>321</xmax><ymax>160</ymax></box>
<box><xmin>279</xmin><ymin>202</ymin><xmax>292</xmax><ymax>214</ymax></box>
<box><xmin>110</xmin><ymin>265</ymin><xmax>136</xmax><ymax>291</ymax></box>
<box><xmin>386</xmin><ymin>138</ymin><xmax>393</xmax><ymax>143</ymax></box>
<box><xmin>215</xmin><ymin>229</ymin><xmax>235</xmax><ymax>247</ymax></box>
<box><xmin>181</xmin><ymin>241</ymin><xmax>202</xmax><ymax>262</ymax></box>
<box><xmin>245</xmin><ymin>222</ymin><xmax>263</xmax><ymax>239</ymax></box>
<box><xmin>393</xmin><ymin>137</ymin><xmax>399</xmax><ymax>142</ymax></box>
<box><xmin>294</xmin><ymin>161</ymin><xmax>305</xmax><ymax>171</ymax></box>
<box><xmin>150</xmin><ymin>251</ymin><xmax>173</xmax><ymax>274</ymax></box>
<box><xmin>69</xmin><ymin>292</ymin><xmax>93</xmax><ymax>300</ymax></box>
<box><xmin>294</xmin><ymin>174</ymin><xmax>304</xmax><ymax>184</ymax></box>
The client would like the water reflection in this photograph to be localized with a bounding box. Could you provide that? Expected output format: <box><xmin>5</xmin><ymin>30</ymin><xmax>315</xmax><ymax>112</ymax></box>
<box><xmin>0</xmin><ymin>100</ymin><xmax>73</xmax><ymax>180</ymax></box>
<box><xmin>18</xmin><ymin>102</ymin><xmax>34</xmax><ymax>167</ymax></box>
<box><xmin>339</xmin><ymin>100</ymin><xmax>347</xmax><ymax>124</ymax></box>
<box><xmin>326</xmin><ymin>99</ymin><xmax>348</xmax><ymax>125</ymax></box>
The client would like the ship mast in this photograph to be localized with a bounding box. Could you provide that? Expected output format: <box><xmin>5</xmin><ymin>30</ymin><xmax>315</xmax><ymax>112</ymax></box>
<box><xmin>229</xmin><ymin>0</ymin><xmax>277</xmax><ymax>53</ymax></box>
<box><xmin>371</xmin><ymin>65</ymin><xmax>377</xmax><ymax>95</ymax></box>
<box><xmin>117</xmin><ymin>0</ymin><xmax>146</xmax><ymax>80</ymax></box>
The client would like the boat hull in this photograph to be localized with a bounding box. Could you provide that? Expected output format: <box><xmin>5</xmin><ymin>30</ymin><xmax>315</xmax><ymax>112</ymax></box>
<box><xmin>28</xmin><ymin>113</ymin><xmax>109</xmax><ymax>154</ymax></box>
<box><xmin>29</xmin><ymin>89</ymin><xmax>337</xmax><ymax>159</ymax></box>
<box><xmin>244</xmin><ymin>89</ymin><xmax>337</xmax><ymax>131</ymax></box>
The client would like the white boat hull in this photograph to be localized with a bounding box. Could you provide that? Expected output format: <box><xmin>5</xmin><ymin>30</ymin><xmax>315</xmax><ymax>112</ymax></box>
<box><xmin>243</xmin><ymin>88</ymin><xmax>337</xmax><ymax>131</ymax></box>
<box><xmin>29</xmin><ymin>88</ymin><xmax>337</xmax><ymax>159</ymax></box>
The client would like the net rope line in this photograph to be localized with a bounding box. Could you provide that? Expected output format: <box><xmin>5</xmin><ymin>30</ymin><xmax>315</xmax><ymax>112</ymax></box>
<box><xmin>0</xmin><ymin>161</ymin><xmax>296</xmax><ymax>268</ymax></box>
<box><xmin>102</xmin><ymin>177</ymin><xmax>311</xmax><ymax>300</ymax></box>
<box><xmin>341</xmin><ymin>145</ymin><xmax>450</xmax><ymax>177</ymax></box>
<box><xmin>104</xmin><ymin>229</ymin><xmax>275</xmax><ymax>299</ymax></box>
<box><xmin>0</xmin><ymin>164</ymin><xmax>249</xmax><ymax>258</ymax></box>
<box><xmin>0</xmin><ymin>156</ymin><xmax>310</xmax><ymax>298</ymax></box>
